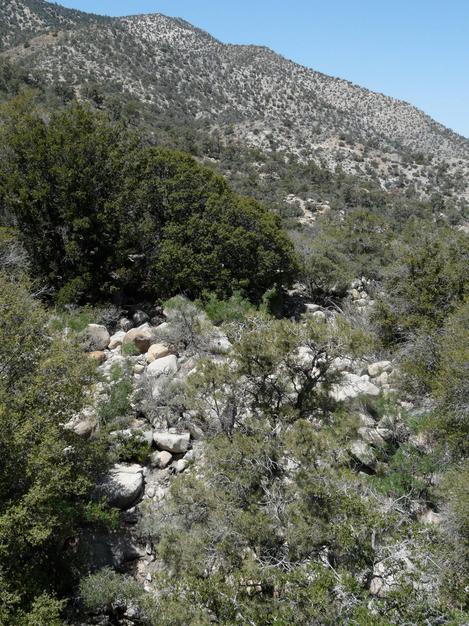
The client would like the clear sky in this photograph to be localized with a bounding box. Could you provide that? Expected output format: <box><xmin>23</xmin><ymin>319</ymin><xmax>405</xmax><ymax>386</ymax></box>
<box><xmin>58</xmin><ymin>0</ymin><xmax>469</xmax><ymax>138</ymax></box>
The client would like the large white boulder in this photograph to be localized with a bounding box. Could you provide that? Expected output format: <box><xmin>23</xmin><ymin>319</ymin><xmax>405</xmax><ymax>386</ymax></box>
<box><xmin>349</xmin><ymin>440</ymin><xmax>377</xmax><ymax>469</ymax></box>
<box><xmin>109</xmin><ymin>330</ymin><xmax>126</xmax><ymax>350</ymax></box>
<box><xmin>73</xmin><ymin>418</ymin><xmax>97</xmax><ymax>438</ymax></box>
<box><xmin>147</xmin><ymin>354</ymin><xmax>178</xmax><ymax>377</ymax></box>
<box><xmin>330</xmin><ymin>373</ymin><xmax>380</xmax><ymax>402</ymax></box>
<box><xmin>375</xmin><ymin>371</ymin><xmax>390</xmax><ymax>386</ymax></box>
<box><xmin>99</xmin><ymin>463</ymin><xmax>144</xmax><ymax>510</ymax></box>
<box><xmin>100</xmin><ymin>354</ymin><xmax>127</xmax><ymax>378</ymax></box>
<box><xmin>368</xmin><ymin>361</ymin><xmax>393</xmax><ymax>378</ymax></box>
<box><xmin>150</xmin><ymin>450</ymin><xmax>173</xmax><ymax>469</ymax></box>
<box><xmin>64</xmin><ymin>411</ymin><xmax>97</xmax><ymax>438</ymax></box>
<box><xmin>174</xmin><ymin>459</ymin><xmax>189</xmax><ymax>473</ymax></box>
<box><xmin>153</xmin><ymin>431</ymin><xmax>190</xmax><ymax>454</ymax></box>
<box><xmin>331</xmin><ymin>357</ymin><xmax>353</xmax><ymax>372</ymax></box>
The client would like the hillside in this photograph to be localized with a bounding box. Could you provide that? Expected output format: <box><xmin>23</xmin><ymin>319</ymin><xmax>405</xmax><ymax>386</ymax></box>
<box><xmin>0</xmin><ymin>0</ymin><xmax>109</xmax><ymax>49</ymax></box>
<box><xmin>1</xmin><ymin>3</ymin><xmax>469</xmax><ymax>625</ymax></box>
<box><xmin>1</xmin><ymin>0</ymin><xmax>468</xmax><ymax>204</ymax></box>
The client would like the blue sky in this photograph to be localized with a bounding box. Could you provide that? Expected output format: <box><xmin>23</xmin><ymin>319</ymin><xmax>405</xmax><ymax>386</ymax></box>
<box><xmin>58</xmin><ymin>0</ymin><xmax>469</xmax><ymax>138</ymax></box>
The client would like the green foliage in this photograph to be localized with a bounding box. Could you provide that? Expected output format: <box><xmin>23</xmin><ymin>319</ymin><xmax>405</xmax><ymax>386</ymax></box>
<box><xmin>375</xmin><ymin>224</ymin><xmax>469</xmax><ymax>344</ymax></box>
<box><xmin>0</xmin><ymin>40</ymin><xmax>467</xmax><ymax>626</ymax></box>
<box><xmin>137</xmin><ymin>423</ymin><xmax>384</xmax><ymax>623</ymax></box>
<box><xmin>48</xmin><ymin>306</ymin><xmax>100</xmax><ymax>334</ymax></box>
<box><xmin>183</xmin><ymin>313</ymin><xmax>372</xmax><ymax>441</ymax></box>
<box><xmin>432</xmin><ymin>300</ymin><xmax>469</xmax><ymax>456</ymax></box>
<box><xmin>98</xmin><ymin>364</ymin><xmax>133</xmax><ymax>426</ymax></box>
<box><xmin>113</xmin><ymin>431</ymin><xmax>150</xmax><ymax>464</ymax></box>
<box><xmin>200</xmin><ymin>291</ymin><xmax>256</xmax><ymax>325</ymax></box>
<box><xmin>300</xmin><ymin>243</ymin><xmax>353</xmax><ymax>304</ymax></box>
<box><xmin>80</xmin><ymin>568</ymin><xmax>212</xmax><ymax>625</ymax></box>
<box><xmin>437</xmin><ymin>462</ymin><xmax>469</xmax><ymax>610</ymax></box>
<box><xmin>0</xmin><ymin>102</ymin><xmax>298</xmax><ymax>304</ymax></box>
<box><xmin>441</xmin><ymin>462</ymin><xmax>469</xmax><ymax>544</ymax></box>
<box><xmin>397</xmin><ymin>300</ymin><xmax>468</xmax><ymax>458</ymax></box>
<box><xmin>0</xmin><ymin>59</ymin><xmax>38</xmax><ymax>103</ymax></box>
<box><xmin>326</xmin><ymin>209</ymin><xmax>393</xmax><ymax>280</ymax></box>
<box><xmin>0</xmin><ymin>226</ymin><xmax>28</xmax><ymax>278</ymax></box>
<box><xmin>23</xmin><ymin>594</ymin><xmax>65</xmax><ymax>626</ymax></box>
<box><xmin>134</xmin><ymin>314</ymin><xmax>398</xmax><ymax>623</ymax></box>
<box><xmin>80</xmin><ymin>568</ymin><xmax>143</xmax><ymax>615</ymax></box>
<box><xmin>121</xmin><ymin>341</ymin><xmax>140</xmax><ymax>357</ymax></box>
<box><xmin>0</xmin><ymin>273</ymin><xmax>109</xmax><ymax>622</ymax></box>
<box><xmin>372</xmin><ymin>445</ymin><xmax>437</xmax><ymax>499</ymax></box>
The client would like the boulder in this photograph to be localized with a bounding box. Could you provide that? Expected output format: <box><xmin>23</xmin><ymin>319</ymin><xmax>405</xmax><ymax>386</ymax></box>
<box><xmin>133</xmin><ymin>310</ymin><xmax>150</xmax><ymax>326</ymax></box>
<box><xmin>74</xmin><ymin>420</ymin><xmax>96</xmax><ymax>438</ymax></box>
<box><xmin>66</xmin><ymin>416</ymin><xmax>97</xmax><ymax>438</ymax></box>
<box><xmin>100</xmin><ymin>354</ymin><xmax>126</xmax><ymax>378</ymax></box>
<box><xmin>358</xmin><ymin>427</ymin><xmax>386</xmax><ymax>449</ymax></box>
<box><xmin>98</xmin><ymin>464</ymin><xmax>144</xmax><ymax>510</ymax></box>
<box><xmin>153</xmin><ymin>431</ymin><xmax>190</xmax><ymax>454</ymax></box>
<box><xmin>150</xmin><ymin>450</ymin><xmax>173</xmax><ymax>469</ymax></box>
<box><xmin>208</xmin><ymin>330</ymin><xmax>232</xmax><ymax>354</ymax></box>
<box><xmin>305</xmin><ymin>303</ymin><xmax>321</xmax><ymax>314</ymax></box>
<box><xmin>123</xmin><ymin>324</ymin><xmax>154</xmax><ymax>354</ymax></box>
<box><xmin>377</xmin><ymin>413</ymin><xmax>396</xmax><ymax>429</ymax></box>
<box><xmin>368</xmin><ymin>361</ymin><xmax>393</xmax><ymax>378</ymax></box>
<box><xmin>358</xmin><ymin>413</ymin><xmax>376</xmax><ymax>428</ymax></box>
<box><xmin>369</xmin><ymin>577</ymin><xmax>387</xmax><ymax>598</ymax></box>
<box><xmin>187</xmin><ymin>422</ymin><xmax>205</xmax><ymax>441</ymax></box>
<box><xmin>119</xmin><ymin>317</ymin><xmax>133</xmax><ymax>332</ymax></box>
<box><xmin>82</xmin><ymin>324</ymin><xmax>110</xmax><ymax>351</ymax></box>
<box><xmin>296</xmin><ymin>346</ymin><xmax>318</xmax><ymax>367</ymax></box>
<box><xmin>88</xmin><ymin>351</ymin><xmax>106</xmax><ymax>364</ymax></box>
<box><xmin>147</xmin><ymin>354</ymin><xmax>178</xmax><ymax>377</ymax></box>
<box><xmin>146</xmin><ymin>343</ymin><xmax>171</xmax><ymax>364</ymax></box>
<box><xmin>375</xmin><ymin>371</ymin><xmax>389</xmax><ymax>386</ymax></box>
<box><xmin>155</xmin><ymin>321</ymin><xmax>170</xmax><ymax>335</ymax></box>
<box><xmin>369</xmin><ymin>557</ymin><xmax>406</xmax><ymax>597</ymax></box>
<box><xmin>312</xmin><ymin>310</ymin><xmax>327</xmax><ymax>322</ymax></box>
<box><xmin>349</xmin><ymin>440</ymin><xmax>377</xmax><ymax>469</ymax></box>
<box><xmin>330</xmin><ymin>373</ymin><xmax>380</xmax><ymax>402</ymax></box>
<box><xmin>109</xmin><ymin>330</ymin><xmax>126</xmax><ymax>350</ymax></box>
<box><xmin>331</xmin><ymin>357</ymin><xmax>353</xmax><ymax>372</ymax></box>
<box><xmin>376</xmin><ymin>427</ymin><xmax>394</xmax><ymax>442</ymax></box>
<box><xmin>174</xmin><ymin>459</ymin><xmax>189</xmax><ymax>473</ymax></box>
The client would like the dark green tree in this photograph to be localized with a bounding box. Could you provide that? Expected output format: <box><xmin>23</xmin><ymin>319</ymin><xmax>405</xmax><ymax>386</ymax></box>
<box><xmin>0</xmin><ymin>101</ymin><xmax>298</xmax><ymax>304</ymax></box>
<box><xmin>0</xmin><ymin>273</ymin><xmax>108</xmax><ymax>623</ymax></box>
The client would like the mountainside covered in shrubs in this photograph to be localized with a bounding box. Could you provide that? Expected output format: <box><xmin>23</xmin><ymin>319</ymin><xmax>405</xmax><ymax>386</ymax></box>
<box><xmin>0</xmin><ymin>0</ymin><xmax>108</xmax><ymax>49</ymax></box>
<box><xmin>1</xmin><ymin>0</ymin><xmax>469</xmax><ymax>207</ymax></box>
<box><xmin>0</xmin><ymin>95</ymin><xmax>467</xmax><ymax>626</ymax></box>
<box><xmin>0</xmin><ymin>4</ymin><xmax>468</xmax><ymax>626</ymax></box>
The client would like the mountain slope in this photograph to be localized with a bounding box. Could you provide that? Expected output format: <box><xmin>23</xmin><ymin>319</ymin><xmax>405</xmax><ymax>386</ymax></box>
<box><xmin>0</xmin><ymin>0</ymin><xmax>108</xmax><ymax>49</ymax></box>
<box><xmin>1</xmin><ymin>1</ymin><xmax>468</xmax><ymax>202</ymax></box>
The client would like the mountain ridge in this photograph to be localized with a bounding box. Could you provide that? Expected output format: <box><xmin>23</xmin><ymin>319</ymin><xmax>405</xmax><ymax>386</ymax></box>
<box><xmin>1</xmin><ymin>0</ymin><xmax>468</xmax><ymax>203</ymax></box>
